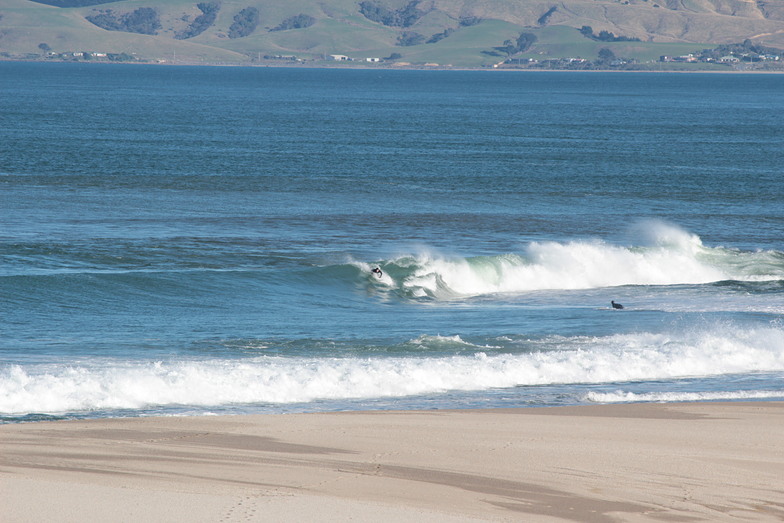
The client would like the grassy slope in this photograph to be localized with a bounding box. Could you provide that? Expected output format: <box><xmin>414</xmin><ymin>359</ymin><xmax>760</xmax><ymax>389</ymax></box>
<box><xmin>194</xmin><ymin>1</ymin><xmax>400</xmax><ymax>58</ymax></box>
<box><xmin>391</xmin><ymin>20</ymin><xmax>526</xmax><ymax>66</ymax></box>
<box><xmin>515</xmin><ymin>25</ymin><xmax>711</xmax><ymax>61</ymax></box>
<box><xmin>0</xmin><ymin>0</ymin><xmax>247</xmax><ymax>61</ymax></box>
<box><xmin>1</xmin><ymin>0</ymin><xmax>782</xmax><ymax>64</ymax></box>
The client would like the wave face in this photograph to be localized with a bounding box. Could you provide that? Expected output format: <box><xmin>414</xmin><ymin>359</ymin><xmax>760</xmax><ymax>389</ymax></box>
<box><xmin>3</xmin><ymin>325</ymin><xmax>783</xmax><ymax>416</ymax></box>
<box><xmin>354</xmin><ymin>223</ymin><xmax>784</xmax><ymax>299</ymax></box>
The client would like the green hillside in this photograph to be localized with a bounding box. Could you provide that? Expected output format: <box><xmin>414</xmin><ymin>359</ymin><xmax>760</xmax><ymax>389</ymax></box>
<box><xmin>1</xmin><ymin>0</ymin><xmax>783</xmax><ymax>67</ymax></box>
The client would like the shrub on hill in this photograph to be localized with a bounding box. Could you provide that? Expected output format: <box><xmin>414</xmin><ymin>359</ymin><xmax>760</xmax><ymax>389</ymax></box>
<box><xmin>459</xmin><ymin>16</ymin><xmax>481</xmax><ymax>27</ymax></box>
<box><xmin>537</xmin><ymin>7</ymin><xmax>557</xmax><ymax>26</ymax></box>
<box><xmin>270</xmin><ymin>14</ymin><xmax>316</xmax><ymax>32</ymax></box>
<box><xmin>228</xmin><ymin>7</ymin><xmax>259</xmax><ymax>38</ymax></box>
<box><xmin>107</xmin><ymin>52</ymin><xmax>136</xmax><ymax>61</ymax></box>
<box><xmin>492</xmin><ymin>32</ymin><xmax>538</xmax><ymax>56</ymax></box>
<box><xmin>397</xmin><ymin>31</ymin><xmax>425</xmax><ymax>46</ymax></box>
<box><xmin>598</xmin><ymin>47</ymin><xmax>616</xmax><ymax>63</ymax></box>
<box><xmin>516</xmin><ymin>32</ymin><xmax>537</xmax><ymax>52</ymax></box>
<box><xmin>359</xmin><ymin>1</ymin><xmax>425</xmax><ymax>28</ymax></box>
<box><xmin>86</xmin><ymin>7</ymin><xmax>161</xmax><ymax>35</ymax></box>
<box><xmin>427</xmin><ymin>28</ymin><xmax>454</xmax><ymax>44</ymax></box>
<box><xmin>580</xmin><ymin>26</ymin><xmax>639</xmax><ymax>42</ymax></box>
<box><xmin>87</xmin><ymin>10</ymin><xmax>121</xmax><ymax>31</ymax></box>
<box><xmin>175</xmin><ymin>2</ymin><xmax>220</xmax><ymax>40</ymax></box>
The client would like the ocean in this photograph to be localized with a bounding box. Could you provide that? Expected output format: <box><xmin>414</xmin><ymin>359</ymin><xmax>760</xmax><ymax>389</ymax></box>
<box><xmin>1</xmin><ymin>63</ymin><xmax>783</xmax><ymax>421</ymax></box>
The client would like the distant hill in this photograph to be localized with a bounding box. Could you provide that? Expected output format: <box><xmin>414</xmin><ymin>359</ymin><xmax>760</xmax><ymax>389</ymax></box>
<box><xmin>1</xmin><ymin>0</ymin><xmax>783</xmax><ymax>67</ymax></box>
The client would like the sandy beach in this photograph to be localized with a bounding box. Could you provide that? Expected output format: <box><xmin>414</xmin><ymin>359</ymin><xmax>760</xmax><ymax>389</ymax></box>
<box><xmin>2</xmin><ymin>402</ymin><xmax>783</xmax><ymax>522</ymax></box>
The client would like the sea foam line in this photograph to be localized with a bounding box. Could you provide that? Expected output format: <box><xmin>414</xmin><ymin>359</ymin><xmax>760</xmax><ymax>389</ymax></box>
<box><xmin>585</xmin><ymin>390</ymin><xmax>784</xmax><ymax>404</ymax></box>
<box><xmin>2</xmin><ymin>326</ymin><xmax>783</xmax><ymax>416</ymax></box>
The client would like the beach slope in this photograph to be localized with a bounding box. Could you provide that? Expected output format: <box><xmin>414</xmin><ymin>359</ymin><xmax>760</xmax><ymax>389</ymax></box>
<box><xmin>2</xmin><ymin>402</ymin><xmax>783</xmax><ymax>522</ymax></box>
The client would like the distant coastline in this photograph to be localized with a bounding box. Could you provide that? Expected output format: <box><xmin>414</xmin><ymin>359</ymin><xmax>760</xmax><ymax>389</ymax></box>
<box><xmin>3</xmin><ymin>56</ymin><xmax>784</xmax><ymax>74</ymax></box>
<box><xmin>4</xmin><ymin>0</ymin><xmax>783</xmax><ymax>74</ymax></box>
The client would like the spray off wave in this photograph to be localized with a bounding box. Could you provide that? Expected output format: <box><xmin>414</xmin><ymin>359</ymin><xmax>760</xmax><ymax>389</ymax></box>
<box><xmin>358</xmin><ymin>223</ymin><xmax>784</xmax><ymax>298</ymax></box>
<box><xmin>2</xmin><ymin>324</ymin><xmax>783</xmax><ymax>416</ymax></box>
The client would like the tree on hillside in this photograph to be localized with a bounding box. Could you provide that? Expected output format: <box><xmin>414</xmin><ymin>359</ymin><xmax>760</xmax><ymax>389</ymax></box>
<box><xmin>580</xmin><ymin>25</ymin><xmax>639</xmax><ymax>42</ymax></box>
<box><xmin>427</xmin><ymin>28</ymin><xmax>454</xmax><ymax>44</ymax></box>
<box><xmin>359</xmin><ymin>1</ymin><xmax>425</xmax><ymax>28</ymax></box>
<box><xmin>86</xmin><ymin>7</ymin><xmax>161</xmax><ymax>35</ymax></box>
<box><xmin>86</xmin><ymin>10</ymin><xmax>122</xmax><ymax>31</ymax></box>
<box><xmin>516</xmin><ymin>32</ymin><xmax>537</xmax><ymax>52</ymax></box>
<box><xmin>228</xmin><ymin>7</ymin><xmax>259</xmax><ymax>39</ymax></box>
<box><xmin>122</xmin><ymin>7</ymin><xmax>161</xmax><ymax>35</ymax></box>
<box><xmin>175</xmin><ymin>2</ymin><xmax>220</xmax><ymax>40</ymax></box>
<box><xmin>497</xmin><ymin>39</ymin><xmax>516</xmax><ymax>56</ymax></box>
<box><xmin>270</xmin><ymin>14</ymin><xmax>316</xmax><ymax>32</ymax></box>
<box><xmin>493</xmin><ymin>32</ymin><xmax>537</xmax><ymax>56</ymax></box>
<box><xmin>598</xmin><ymin>47</ymin><xmax>616</xmax><ymax>63</ymax></box>
<box><xmin>537</xmin><ymin>6</ymin><xmax>557</xmax><ymax>26</ymax></box>
<box><xmin>459</xmin><ymin>16</ymin><xmax>481</xmax><ymax>27</ymax></box>
<box><xmin>107</xmin><ymin>52</ymin><xmax>136</xmax><ymax>61</ymax></box>
<box><xmin>397</xmin><ymin>31</ymin><xmax>425</xmax><ymax>46</ymax></box>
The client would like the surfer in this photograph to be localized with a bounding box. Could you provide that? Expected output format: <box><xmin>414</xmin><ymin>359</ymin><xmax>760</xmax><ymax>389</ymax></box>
<box><xmin>371</xmin><ymin>267</ymin><xmax>383</xmax><ymax>278</ymax></box>
<box><xmin>611</xmin><ymin>300</ymin><xmax>624</xmax><ymax>309</ymax></box>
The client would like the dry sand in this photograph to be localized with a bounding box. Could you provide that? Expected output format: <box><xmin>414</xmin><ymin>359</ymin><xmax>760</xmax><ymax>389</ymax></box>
<box><xmin>2</xmin><ymin>402</ymin><xmax>783</xmax><ymax>522</ymax></box>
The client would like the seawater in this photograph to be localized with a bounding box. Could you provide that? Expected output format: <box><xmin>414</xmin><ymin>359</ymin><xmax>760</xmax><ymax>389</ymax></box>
<box><xmin>1</xmin><ymin>63</ymin><xmax>783</xmax><ymax>421</ymax></box>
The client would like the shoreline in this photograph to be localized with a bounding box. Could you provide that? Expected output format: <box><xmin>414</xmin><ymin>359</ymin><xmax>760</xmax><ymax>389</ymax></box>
<box><xmin>2</xmin><ymin>57</ymin><xmax>783</xmax><ymax>73</ymax></box>
<box><xmin>3</xmin><ymin>402</ymin><xmax>783</xmax><ymax>522</ymax></box>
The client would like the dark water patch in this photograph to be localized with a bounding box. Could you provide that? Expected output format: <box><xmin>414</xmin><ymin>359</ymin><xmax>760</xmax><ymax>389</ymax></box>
<box><xmin>0</xmin><ymin>413</ymin><xmax>69</xmax><ymax>424</ymax></box>
<box><xmin>711</xmin><ymin>279</ymin><xmax>784</xmax><ymax>294</ymax></box>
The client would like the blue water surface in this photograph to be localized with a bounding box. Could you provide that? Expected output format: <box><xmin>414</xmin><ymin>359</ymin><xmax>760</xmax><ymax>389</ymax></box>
<box><xmin>1</xmin><ymin>63</ymin><xmax>783</xmax><ymax>420</ymax></box>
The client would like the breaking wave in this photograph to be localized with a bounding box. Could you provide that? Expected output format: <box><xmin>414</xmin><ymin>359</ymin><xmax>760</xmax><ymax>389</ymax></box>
<box><xmin>354</xmin><ymin>222</ymin><xmax>784</xmax><ymax>299</ymax></box>
<box><xmin>3</xmin><ymin>324</ymin><xmax>782</xmax><ymax>416</ymax></box>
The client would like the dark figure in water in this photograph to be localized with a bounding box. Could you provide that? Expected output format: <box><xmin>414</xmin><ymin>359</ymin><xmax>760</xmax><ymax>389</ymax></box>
<box><xmin>611</xmin><ymin>300</ymin><xmax>624</xmax><ymax>309</ymax></box>
<box><xmin>371</xmin><ymin>267</ymin><xmax>383</xmax><ymax>278</ymax></box>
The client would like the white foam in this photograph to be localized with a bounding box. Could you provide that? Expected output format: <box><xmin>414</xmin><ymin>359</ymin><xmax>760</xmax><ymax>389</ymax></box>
<box><xmin>409</xmin><ymin>334</ymin><xmax>472</xmax><ymax>346</ymax></box>
<box><xmin>585</xmin><ymin>390</ymin><xmax>784</xmax><ymax>404</ymax></box>
<box><xmin>628</xmin><ymin>219</ymin><xmax>704</xmax><ymax>252</ymax></box>
<box><xmin>389</xmin><ymin>222</ymin><xmax>783</xmax><ymax>297</ymax></box>
<box><xmin>2</xmin><ymin>325</ymin><xmax>783</xmax><ymax>415</ymax></box>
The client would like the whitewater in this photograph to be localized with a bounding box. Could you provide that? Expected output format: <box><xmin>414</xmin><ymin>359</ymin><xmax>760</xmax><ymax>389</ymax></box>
<box><xmin>352</xmin><ymin>222</ymin><xmax>784</xmax><ymax>300</ymax></box>
<box><xmin>1</xmin><ymin>64</ymin><xmax>783</xmax><ymax>421</ymax></box>
<box><xmin>3</xmin><ymin>325</ymin><xmax>784</xmax><ymax>416</ymax></box>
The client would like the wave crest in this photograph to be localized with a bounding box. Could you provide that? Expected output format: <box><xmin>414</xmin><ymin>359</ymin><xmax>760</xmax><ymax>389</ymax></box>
<box><xmin>359</xmin><ymin>223</ymin><xmax>783</xmax><ymax>298</ymax></box>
